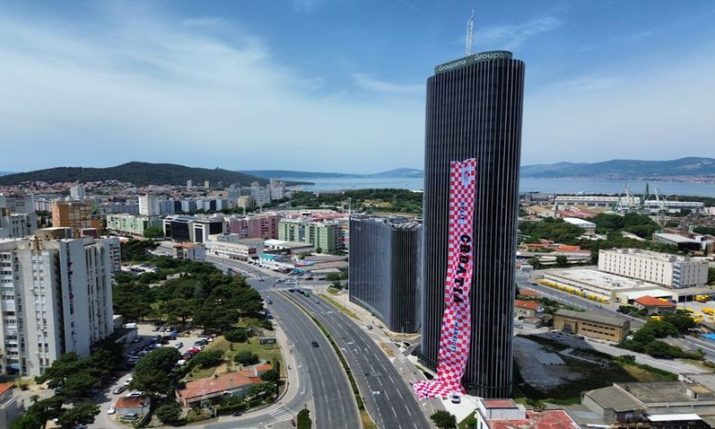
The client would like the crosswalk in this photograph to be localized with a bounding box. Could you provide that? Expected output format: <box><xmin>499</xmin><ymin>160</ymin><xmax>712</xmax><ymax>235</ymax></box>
<box><xmin>267</xmin><ymin>406</ymin><xmax>293</xmax><ymax>421</ymax></box>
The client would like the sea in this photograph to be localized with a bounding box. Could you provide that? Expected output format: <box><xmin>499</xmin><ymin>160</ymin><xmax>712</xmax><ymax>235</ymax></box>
<box><xmin>289</xmin><ymin>177</ymin><xmax>715</xmax><ymax>197</ymax></box>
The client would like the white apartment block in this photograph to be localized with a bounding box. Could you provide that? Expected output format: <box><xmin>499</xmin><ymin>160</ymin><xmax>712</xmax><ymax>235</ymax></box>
<box><xmin>69</xmin><ymin>185</ymin><xmax>86</xmax><ymax>200</ymax></box>
<box><xmin>0</xmin><ymin>211</ymin><xmax>37</xmax><ymax>239</ymax></box>
<box><xmin>138</xmin><ymin>194</ymin><xmax>160</xmax><ymax>216</ymax></box>
<box><xmin>598</xmin><ymin>248</ymin><xmax>709</xmax><ymax>288</ymax></box>
<box><xmin>0</xmin><ymin>236</ymin><xmax>115</xmax><ymax>376</ymax></box>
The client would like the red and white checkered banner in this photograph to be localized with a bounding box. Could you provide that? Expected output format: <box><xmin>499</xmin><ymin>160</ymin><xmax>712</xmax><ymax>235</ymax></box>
<box><xmin>414</xmin><ymin>158</ymin><xmax>477</xmax><ymax>399</ymax></box>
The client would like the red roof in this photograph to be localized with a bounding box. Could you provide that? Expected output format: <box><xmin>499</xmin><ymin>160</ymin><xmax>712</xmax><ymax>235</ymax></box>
<box><xmin>483</xmin><ymin>399</ymin><xmax>519</xmax><ymax>409</ymax></box>
<box><xmin>487</xmin><ymin>410</ymin><xmax>579</xmax><ymax>429</ymax></box>
<box><xmin>0</xmin><ymin>382</ymin><xmax>14</xmax><ymax>396</ymax></box>
<box><xmin>514</xmin><ymin>300</ymin><xmax>541</xmax><ymax>311</ymax></box>
<box><xmin>635</xmin><ymin>295</ymin><xmax>675</xmax><ymax>308</ymax></box>
<box><xmin>115</xmin><ymin>397</ymin><xmax>147</xmax><ymax>409</ymax></box>
<box><xmin>178</xmin><ymin>372</ymin><xmax>262</xmax><ymax>401</ymax></box>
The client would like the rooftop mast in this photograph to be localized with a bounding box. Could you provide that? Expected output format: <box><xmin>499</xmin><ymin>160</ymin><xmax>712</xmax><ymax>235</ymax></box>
<box><xmin>465</xmin><ymin>10</ymin><xmax>475</xmax><ymax>55</ymax></box>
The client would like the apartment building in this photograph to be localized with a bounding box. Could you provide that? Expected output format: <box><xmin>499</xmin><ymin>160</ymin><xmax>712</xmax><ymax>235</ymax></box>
<box><xmin>0</xmin><ymin>235</ymin><xmax>115</xmax><ymax>376</ymax></box>
<box><xmin>138</xmin><ymin>195</ymin><xmax>160</xmax><ymax>216</ymax></box>
<box><xmin>51</xmin><ymin>200</ymin><xmax>102</xmax><ymax>235</ymax></box>
<box><xmin>598</xmin><ymin>248</ymin><xmax>709</xmax><ymax>288</ymax></box>
<box><xmin>278</xmin><ymin>219</ymin><xmax>340</xmax><ymax>253</ymax></box>
<box><xmin>227</xmin><ymin>213</ymin><xmax>279</xmax><ymax>240</ymax></box>
<box><xmin>106</xmin><ymin>213</ymin><xmax>162</xmax><ymax>237</ymax></box>
<box><xmin>0</xmin><ymin>210</ymin><xmax>37</xmax><ymax>239</ymax></box>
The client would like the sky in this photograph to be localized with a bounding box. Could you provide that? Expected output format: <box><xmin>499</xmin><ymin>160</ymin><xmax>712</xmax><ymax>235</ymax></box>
<box><xmin>1</xmin><ymin>0</ymin><xmax>715</xmax><ymax>173</ymax></box>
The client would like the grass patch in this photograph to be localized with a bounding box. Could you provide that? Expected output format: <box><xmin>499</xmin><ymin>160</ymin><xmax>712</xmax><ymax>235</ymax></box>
<box><xmin>327</xmin><ymin>287</ymin><xmax>341</xmax><ymax>295</ymax></box>
<box><xmin>184</xmin><ymin>335</ymin><xmax>283</xmax><ymax>382</ymax></box>
<box><xmin>319</xmin><ymin>294</ymin><xmax>359</xmax><ymax>320</ymax></box>
<box><xmin>361</xmin><ymin>410</ymin><xmax>377</xmax><ymax>429</ymax></box>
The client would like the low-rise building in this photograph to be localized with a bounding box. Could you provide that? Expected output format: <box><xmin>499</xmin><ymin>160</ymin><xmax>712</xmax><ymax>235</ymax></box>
<box><xmin>552</xmin><ymin>309</ymin><xmax>630</xmax><ymax>342</ymax></box>
<box><xmin>176</xmin><ymin>365</ymin><xmax>270</xmax><ymax>407</ymax></box>
<box><xmin>474</xmin><ymin>398</ymin><xmax>579</xmax><ymax>429</ymax></box>
<box><xmin>633</xmin><ymin>295</ymin><xmax>676</xmax><ymax>314</ymax></box>
<box><xmin>562</xmin><ymin>217</ymin><xmax>596</xmax><ymax>235</ymax></box>
<box><xmin>205</xmin><ymin>234</ymin><xmax>261</xmax><ymax>261</ymax></box>
<box><xmin>514</xmin><ymin>300</ymin><xmax>542</xmax><ymax>319</ymax></box>
<box><xmin>114</xmin><ymin>396</ymin><xmax>150</xmax><ymax>419</ymax></box>
<box><xmin>654</xmin><ymin>233</ymin><xmax>704</xmax><ymax>252</ymax></box>
<box><xmin>173</xmin><ymin>243</ymin><xmax>206</xmax><ymax>261</ymax></box>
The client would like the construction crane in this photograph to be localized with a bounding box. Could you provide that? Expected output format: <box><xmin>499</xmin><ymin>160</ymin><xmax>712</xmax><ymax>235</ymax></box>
<box><xmin>620</xmin><ymin>184</ymin><xmax>638</xmax><ymax>213</ymax></box>
<box><xmin>465</xmin><ymin>10</ymin><xmax>474</xmax><ymax>55</ymax></box>
<box><xmin>653</xmin><ymin>186</ymin><xmax>667</xmax><ymax>226</ymax></box>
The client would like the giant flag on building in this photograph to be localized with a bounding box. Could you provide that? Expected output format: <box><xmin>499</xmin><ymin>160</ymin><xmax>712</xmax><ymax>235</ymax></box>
<box><xmin>414</xmin><ymin>158</ymin><xmax>477</xmax><ymax>399</ymax></box>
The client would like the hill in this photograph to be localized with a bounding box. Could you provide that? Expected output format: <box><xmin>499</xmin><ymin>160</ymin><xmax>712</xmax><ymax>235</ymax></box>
<box><xmin>0</xmin><ymin>171</ymin><xmax>12</xmax><ymax>177</ymax></box>
<box><xmin>0</xmin><ymin>162</ymin><xmax>270</xmax><ymax>186</ymax></box>
<box><xmin>520</xmin><ymin>157</ymin><xmax>715</xmax><ymax>178</ymax></box>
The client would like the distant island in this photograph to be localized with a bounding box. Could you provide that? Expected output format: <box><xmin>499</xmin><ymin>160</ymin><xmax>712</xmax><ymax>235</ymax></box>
<box><xmin>0</xmin><ymin>162</ymin><xmax>275</xmax><ymax>187</ymax></box>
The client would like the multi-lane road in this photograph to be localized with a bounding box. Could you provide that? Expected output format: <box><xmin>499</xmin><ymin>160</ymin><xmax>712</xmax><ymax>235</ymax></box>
<box><xmin>283</xmin><ymin>290</ymin><xmax>432</xmax><ymax>429</ymax></box>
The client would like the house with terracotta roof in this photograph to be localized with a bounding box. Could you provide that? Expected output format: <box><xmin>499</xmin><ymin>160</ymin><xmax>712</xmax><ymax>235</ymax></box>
<box><xmin>114</xmin><ymin>396</ymin><xmax>150</xmax><ymax>419</ymax></box>
<box><xmin>176</xmin><ymin>364</ymin><xmax>272</xmax><ymax>407</ymax></box>
<box><xmin>474</xmin><ymin>398</ymin><xmax>579</xmax><ymax>429</ymax></box>
<box><xmin>634</xmin><ymin>295</ymin><xmax>676</xmax><ymax>315</ymax></box>
<box><xmin>0</xmin><ymin>382</ymin><xmax>22</xmax><ymax>429</ymax></box>
<box><xmin>514</xmin><ymin>300</ymin><xmax>543</xmax><ymax>319</ymax></box>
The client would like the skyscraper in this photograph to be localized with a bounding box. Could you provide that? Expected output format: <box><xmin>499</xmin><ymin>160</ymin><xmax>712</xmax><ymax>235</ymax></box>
<box><xmin>420</xmin><ymin>51</ymin><xmax>524</xmax><ymax>398</ymax></box>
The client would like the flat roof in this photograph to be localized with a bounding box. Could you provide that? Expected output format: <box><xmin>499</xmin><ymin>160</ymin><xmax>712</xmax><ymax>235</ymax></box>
<box><xmin>544</xmin><ymin>268</ymin><xmax>660</xmax><ymax>291</ymax></box>
<box><xmin>554</xmin><ymin>309</ymin><xmax>629</xmax><ymax>328</ymax></box>
<box><xmin>584</xmin><ymin>386</ymin><xmax>645</xmax><ymax>412</ymax></box>
<box><xmin>654</xmin><ymin>232</ymin><xmax>700</xmax><ymax>244</ymax></box>
<box><xmin>648</xmin><ymin>414</ymin><xmax>701</xmax><ymax>422</ymax></box>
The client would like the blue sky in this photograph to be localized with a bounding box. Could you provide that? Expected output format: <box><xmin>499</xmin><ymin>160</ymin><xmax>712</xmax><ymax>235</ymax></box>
<box><xmin>1</xmin><ymin>0</ymin><xmax>714</xmax><ymax>173</ymax></box>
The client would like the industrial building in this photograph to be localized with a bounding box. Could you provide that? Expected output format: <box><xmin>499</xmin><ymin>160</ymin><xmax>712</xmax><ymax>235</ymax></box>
<box><xmin>598</xmin><ymin>248</ymin><xmax>709</xmax><ymax>288</ymax></box>
<box><xmin>420</xmin><ymin>50</ymin><xmax>524</xmax><ymax>397</ymax></box>
<box><xmin>552</xmin><ymin>309</ymin><xmax>630</xmax><ymax>342</ymax></box>
<box><xmin>349</xmin><ymin>217</ymin><xmax>421</xmax><ymax>333</ymax></box>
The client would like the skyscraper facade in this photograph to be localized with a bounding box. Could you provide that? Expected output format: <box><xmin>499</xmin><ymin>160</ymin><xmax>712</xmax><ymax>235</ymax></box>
<box><xmin>348</xmin><ymin>217</ymin><xmax>421</xmax><ymax>333</ymax></box>
<box><xmin>420</xmin><ymin>51</ymin><xmax>524</xmax><ymax>398</ymax></box>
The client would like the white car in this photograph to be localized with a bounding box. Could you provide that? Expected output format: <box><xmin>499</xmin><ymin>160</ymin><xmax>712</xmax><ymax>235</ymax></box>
<box><xmin>107</xmin><ymin>406</ymin><xmax>116</xmax><ymax>415</ymax></box>
<box><xmin>123</xmin><ymin>377</ymin><xmax>133</xmax><ymax>386</ymax></box>
<box><xmin>126</xmin><ymin>390</ymin><xmax>144</xmax><ymax>398</ymax></box>
<box><xmin>450</xmin><ymin>394</ymin><xmax>461</xmax><ymax>404</ymax></box>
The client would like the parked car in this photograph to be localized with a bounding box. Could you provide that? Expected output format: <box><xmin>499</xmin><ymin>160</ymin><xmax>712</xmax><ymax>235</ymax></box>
<box><xmin>311</xmin><ymin>341</ymin><xmax>319</xmax><ymax>348</ymax></box>
<box><xmin>174</xmin><ymin>342</ymin><xmax>184</xmax><ymax>349</ymax></box>
<box><xmin>107</xmin><ymin>406</ymin><xmax>116</xmax><ymax>415</ymax></box>
<box><xmin>451</xmin><ymin>394</ymin><xmax>461</xmax><ymax>404</ymax></box>
<box><xmin>123</xmin><ymin>377</ymin><xmax>133</xmax><ymax>386</ymax></box>
<box><xmin>125</xmin><ymin>391</ymin><xmax>143</xmax><ymax>398</ymax></box>
<box><xmin>111</xmin><ymin>386</ymin><xmax>126</xmax><ymax>395</ymax></box>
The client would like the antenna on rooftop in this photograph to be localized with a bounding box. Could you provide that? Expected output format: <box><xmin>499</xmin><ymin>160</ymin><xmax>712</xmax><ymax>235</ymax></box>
<box><xmin>465</xmin><ymin>10</ymin><xmax>475</xmax><ymax>55</ymax></box>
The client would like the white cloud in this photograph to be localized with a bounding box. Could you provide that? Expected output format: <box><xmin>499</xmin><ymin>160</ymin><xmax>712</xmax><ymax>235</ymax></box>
<box><xmin>479</xmin><ymin>16</ymin><xmax>563</xmax><ymax>50</ymax></box>
<box><xmin>0</xmin><ymin>10</ymin><xmax>424</xmax><ymax>172</ymax></box>
<box><xmin>352</xmin><ymin>73</ymin><xmax>423</xmax><ymax>95</ymax></box>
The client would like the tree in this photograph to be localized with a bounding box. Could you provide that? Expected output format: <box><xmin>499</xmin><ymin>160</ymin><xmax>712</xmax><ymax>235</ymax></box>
<box><xmin>430</xmin><ymin>410</ymin><xmax>457</xmax><ymax>429</ymax></box>
<box><xmin>555</xmin><ymin>255</ymin><xmax>569</xmax><ymax>267</ymax></box>
<box><xmin>234</xmin><ymin>351</ymin><xmax>259</xmax><ymax>366</ymax></box>
<box><xmin>260</xmin><ymin>369</ymin><xmax>280</xmax><ymax>383</ymax></box>
<box><xmin>297</xmin><ymin>409</ymin><xmax>312</xmax><ymax>429</ymax></box>
<box><xmin>315</xmin><ymin>247</ymin><xmax>322</xmax><ymax>254</ymax></box>
<box><xmin>225</xmin><ymin>328</ymin><xmax>249</xmax><ymax>343</ymax></box>
<box><xmin>709</xmin><ymin>268</ymin><xmax>715</xmax><ymax>285</ymax></box>
<box><xmin>662</xmin><ymin>313</ymin><xmax>697</xmax><ymax>334</ymax></box>
<box><xmin>191</xmin><ymin>350</ymin><xmax>224</xmax><ymax>369</ymax></box>
<box><xmin>156</xmin><ymin>402</ymin><xmax>182</xmax><ymax>424</ymax></box>
<box><xmin>527</xmin><ymin>257</ymin><xmax>541</xmax><ymax>270</ymax></box>
<box><xmin>57</xmin><ymin>402</ymin><xmax>99</xmax><ymax>429</ymax></box>
<box><xmin>644</xmin><ymin>340</ymin><xmax>684</xmax><ymax>359</ymax></box>
<box><xmin>132</xmin><ymin>347</ymin><xmax>182</xmax><ymax>394</ymax></box>
<box><xmin>11</xmin><ymin>414</ymin><xmax>42</xmax><ymax>429</ymax></box>
<box><xmin>143</xmin><ymin>225</ymin><xmax>165</xmax><ymax>238</ymax></box>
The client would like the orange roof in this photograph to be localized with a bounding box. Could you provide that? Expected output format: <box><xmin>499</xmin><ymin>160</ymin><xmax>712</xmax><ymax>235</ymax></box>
<box><xmin>487</xmin><ymin>410</ymin><xmax>579</xmax><ymax>429</ymax></box>
<box><xmin>483</xmin><ymin>399</ymin><xmax>518</xmax><ymax>409</ymax></box>
<box><xmin>238</xmin><ymin>363</ymin><xmax>273</xmax><ymax>377</ymax></box>
<box><xmin>514</xmin><ymin>300</ymin><xmax>541</xmax><ymax>311</ymax></box>
<box><xmin>635</xmin><ymin>295</ymin><xmax>675</xmax><ymax>308</ymax></box>
<box><xmin>178</xmin><ymin>372</ymin><xmax>262</xmax><ymax>400</ymax></box>
<box><xmin>0</xmin><ymin>382</ymin><xmax>14</xmax><ymax>396</ymax></box>
<box><xmin>115</xmin><ymin>397</ymin><xmax>147</xmax><ymax>409</ymax></box>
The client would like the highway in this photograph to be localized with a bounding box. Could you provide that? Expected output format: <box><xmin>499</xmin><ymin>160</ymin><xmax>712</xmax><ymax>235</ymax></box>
<box><xmin>205</xmin><ymin>256</ymin><xmax>360</xmax><ymax>429</ymax></box>
<box><xmin>284</xmin><ymin>290</ymin><xmax>432</xmax><ymax>429</ymax></box>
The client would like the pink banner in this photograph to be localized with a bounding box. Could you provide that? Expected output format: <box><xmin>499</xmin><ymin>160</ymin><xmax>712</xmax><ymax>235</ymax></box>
<box><xmin>414</xmin><ymin>159</ymin><xmax>477</xmax><ymax>399</ymax></box>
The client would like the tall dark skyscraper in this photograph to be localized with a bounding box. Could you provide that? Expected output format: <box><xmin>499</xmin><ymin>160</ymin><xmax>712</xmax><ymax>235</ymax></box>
<box><xmin>420</xmin><ymin>51</ymin><xmax>525</xmax><ymax>398</ymax></box>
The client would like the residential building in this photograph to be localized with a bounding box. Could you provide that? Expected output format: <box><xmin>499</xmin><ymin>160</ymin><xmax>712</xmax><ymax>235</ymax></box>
<box><xmin>269</xmin><ymin>178</ymin><xmax>286</xmax><ymax>200</ymax></box>
<box><xmin>69</xmin><ymin>184</ymin><xmax>85</xmax><ymax>200</ymax></box>
<box><xmin>250</xmin><ymin>182</ymin><xmax>271</xmax><ymax>207</ymax></box>
<box><xmin>114</xmin><ymin>396</ymin><xmax>150</xmax><ymax>419</ymax></box>
<box><xmin>420</xmin><ymin>50</ymin><xmax>524</xmax><ymax>397</ymax></box>
<box><xmin>474</xmin><ymin>398</ymin><xmax>579</xmax><ymax>429</ymax></box>
<box><xmin>237</xmin><ymin>196</ymin><xmax>255</xmax><ymax>210</ymax></box>
<box><xmin>186</xmin><ymin>180</ymin><xmax>192</xmax><ymax>190</ymax></box>
<box><xmin>633</xmin><ymin>295</ymin><xmax>676</xmax><ymax>314</ymax></box>
<box><xmin>227</xmin><ymin>213</ymin><xmax>279</xmax><ymax>239</ymax></box>
<box><xmin>514</xmin><ymin>300</ymin><xmax>542</xmax><ymax>319</ymax></box>
<box><xmin>138</xmin><ymin>195</ymin><xmax>160</xmax><ymax>216</ymax></box>
<box><xmin>598</xmin><ymin>248</ymin><xmax>709</xmax><ymax>288</ymax></box>
<box><xmin>106</xmin><ymin>214</ymin><xmax>163</xmax><ymax>237</ymax></box>
<box><xmin>176</xmin><ymin>364</ymin><xmax>271</xmax><ymax>407</ymax></box>
<box><xmin>552</xmin><ymin>309</ymin><xmax>630</xmax><ymax>342</ymax></box>
<box><xmin>158</xmin><ymin>199</ymin><xmax>175</xmax><ymax>216</ymax></box>
<box><xmin>349</xmin><ymin>217</ymin><xmax>421</xmax><ymax>333</ymax></box>
<box><xmin>0</xmin><ymin>235</ymin><xmax>115</xmax><ymax>376</ymax></box>
<box><xmin>279</xmin><ymin>219</ymin><xmax>340</xmax><ymax>253</ymax></box>
<box><xmin>173</xmin><ymin>243</ymin><xmax>206</xmax><ymax>261</ymax></box>
<box><xmin>0</xmin><ymin>382</ymin><xmax>22</xmax><ymax>429</ymax></box>
<box><xmin>0</xmin><ymin>194</ymin><xmax>34</xmax><ymax>214</ymax></box>
<box><xmin>51</xmin><ymin>200</ymin><xmax>101</xmax><ymax>235</ymax></box>
<box><xmin>0</xmin><ymin>210</ymin><xmax>37</xmax><ymax>239</ymax></box>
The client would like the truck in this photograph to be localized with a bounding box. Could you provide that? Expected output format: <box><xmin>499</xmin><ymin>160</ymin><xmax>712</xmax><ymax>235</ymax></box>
<box><xmin>696</xmin><ymin>295</ymin><xmax>710</xmax><ymax>303</ymax></box>
<box><xmin>703</xmin><ymin>307</ymin><xmax>715</xmax><ymax>316</ymax></box>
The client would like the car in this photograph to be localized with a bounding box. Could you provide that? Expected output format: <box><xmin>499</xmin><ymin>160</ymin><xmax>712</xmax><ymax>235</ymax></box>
<box><xmin>125</xmin><ymin>391</ymin><xmax>143</xmax><ymax>398</ymax></box>
<box><xmin>311</xmin><ymin>341</ymin><xmax>319</xmax><ymax>348</ymax></box>
<box><xmin>194</xmin><ymin>339</ymin><xmax>208</xmax><ymax>346</ymax></box>
<box><xmin>450</xmin><ymin>394</ymin><xmax>461</xmax><ymax>404</ymax></box>
<box><xmin>232</xmin><ymin>411</ymin><xmax>243</xmax><ymax>416</ymax></box>
<box><xmin>267</xmin><ymin>299</ymin><xmax>273</xmax><ymax>305</ymax></box>
<box><xmin>305</xmin><ymin>276</ymin><xmax>314</xmax><ymax>280</ymax></box>
<box><xmin>258</xmin><ymin>278</ymin><xmax>265</xmax><ymax>282</ymax></box>
<box><xmin>131</xmin><ymin>337</ymin><xmax>141</xmax><ymax>344</ymax></box>
<box><xmin>107</xmin><ymin>406</ymin><xmax>116</xmax><ymax>415</ymax></box>
<box><xmin>123</xmin><ymin>377</ymin><xmax>133</xmax><ymax>386</ymax></box>
<box><xmin>112</xmin><ymin>386</ymin><xmax>127</xmax><ymax>395</ymax></box>
<box><xmin>152</xmin><ymin>326</ymin><xmax>161</xmax><ymax>332</ymax></box>
<box><xmin>174</xmin><ymin>342</ymin><xmax>184</xmax><ymax>349</ymax></box>
<box><xmin>288</xmin><ymin>288</ymin><xmax>295</xmax><ymax>293</ymax></box>
<box><xmin>315</xmin><ymin>299</ymin><xmax>320</xmax><ymax>304</ymax></box>
<box><xmin>120</xmin><ymin>412</ymin><xmax>139</xmax><ymax>421</ymax></box>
